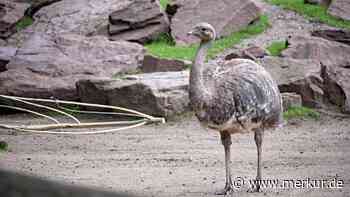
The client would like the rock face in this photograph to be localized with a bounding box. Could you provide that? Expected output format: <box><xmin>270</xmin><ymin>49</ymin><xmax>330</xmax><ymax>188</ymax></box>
<box><xmin>169</xmin><ymin>0</ymin><xmax>261</xmax><ymax>45</ymax></box>
<box><xmin>24</xmin><ymin>0</ymin><xmax>62</xmax><ymax>17</ymax></box>
<box><xmin>16</xmin><ymin>0</ymin><xmax>130</xmax><ymax>38</ymax></box>
<box><xmin>281</xmin><ymin>92</ymin><xmax>302</xmax><ymax>111</ymax></box>
<box><xmin>312</xmin><ymin>29</ymin><xmax>350</xmax><ymax>46</ymax></box>
<box><xmin>141</xmin><ymin>55</ymin><xmax>188</xmax><ymax>73</ymax></box>
<box><xmin>328</xmin><ymin>0</ymin><xmax>350</xmax><ymax>21</ymax></box>
<box><xmin>282</xmin><ymin>35</ymin><xmax>350</xmax><ymax>67</ymax></box>
<box><xmin>259</xmin><ymin>57</ymin><xmax>323</xmax><ymax>107</ymax></box>
<box><xmin>108</xmin><ymin>0</ymin><xmax>169</xmax><ymax>44</ymax></box>
<box><xmin>0</xmin><ymin>46</ymin><xmax>17</xmax><ymax>72</ymax></box>
<box><xmin>77</xmin><ymin>71</ymin><xmax>190</xmax><ymax>118</ymax></box>
<box><xmin>0</xmin><ymin>0</ymin><xmax>30</xmax><ymax>38</ymax></box>
<box><xmin>283</xmin><ymin>35</ymin><xmax>350</xmax><ymax>113</ymax></box>
<box><xmin>0</xmin><ymin>33</ymin><xmax>145</xmax><ymax>100</ymax></box>
<box><xmin>322</xmin><ymin>63</ymin><xmax>350</xmax><ymax>113</ymax></box>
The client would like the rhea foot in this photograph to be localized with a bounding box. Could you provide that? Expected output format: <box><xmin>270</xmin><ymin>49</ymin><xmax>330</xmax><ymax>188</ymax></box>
<box><xmin>215</xmin><ymin>183</ymin><xmax>234</xmax><ymax>195</ymax></box>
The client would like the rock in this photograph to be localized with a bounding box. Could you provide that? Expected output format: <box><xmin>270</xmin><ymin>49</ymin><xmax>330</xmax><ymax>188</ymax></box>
<box><xmin>77</xmin><ymin>71</ymin><xmax>190</xmax><ymax>118</ymax></box>
<box><xmin>321</xmin><ymin>62</ymin><xmax>350</xmax><ymax>114</ymax></box>
<box><xmin>328</xmin><ymin>0</ymin><xmax>350</xmax><ymax>21</ymax></box>
<box><xmin>169</xmin><ymin>0</ymin><xmax>261</xmax><ymax>45</ymax></box>
<box><xmin>282</xmin><ymin>35</ymin><xmax>350</xmax><ymax>112</ymax></box>
<box><xmin>225</xmin><ymin>45</ymin><xmax>269</xmax><ymax>61</ymax></box>
<box><xmin>108</xmin><ymin>0</ymin><xmax>169</xmax><ymax>44</ymax></box>
<box><xmin>12</xmin><ymin>0</ymin><xmax>131</xmax><ymax>43</ymax></box>
<box><xmin>282</xmin><ymin>35</ymin><xmax>350</xmax><ymax>67</ymax></box>
<box><xmin>0</xmin><ymin>39</ymin><xmax>6</xmax><ymax>46</ymax></box>
<box><xmin>0</xmin><ymin>0</ymin><xmax>30</xmax><ymax>38</ymax></box>
<box><xmin>312</xmin><ymin>29</ymin><xmax>350</xmax><ymax>46</ymax></box>
<box><xmin>304</xmin><ymin>0</ymin><xmax>331</xmax><ymax>6</ymax></box>
<box><xmin>141</xmin><ymin>55</ymin><xmax>188</xmax><ymax>73</ymax></box>
<box><xmin>0</xmin><ymin>33</ymin><xmax>145</xmax><ymax>100</ymax></box>
<box><xmin>259</xmin><ymin>57</ymin><xmax>323</xmax><ymax>107</ymax></box>
<box><xmin>281</xmin><ymin>92</ymin><xmax>302</xmax><ymax>111</ymax></box>
<box><xmin>0</xmin><ymin>46</ymin><xmax>17</xmax><ymax>72</ymax></box>
<box><xmin>24</xmin><ymin>0</ymin><xmax>62</xmax><ymax>17</ymax></box>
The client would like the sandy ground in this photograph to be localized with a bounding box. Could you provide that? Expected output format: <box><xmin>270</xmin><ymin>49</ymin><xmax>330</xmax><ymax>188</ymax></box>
<box><xmin>0</xmin><ymin>113</ymin><xmax>349</xmax><ymax>197</ymax></box>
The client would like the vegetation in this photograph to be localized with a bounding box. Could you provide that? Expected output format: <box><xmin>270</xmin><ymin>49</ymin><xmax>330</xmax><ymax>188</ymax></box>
<box><xmin>0</xmin><ymin>141</ymin><xmax>8</xmax><ymax>152</ymax></box>
<box><xmin>266</xmin><ymin>40</ymin><xmax>287</xmax><ymax>56</ymax></box>
<box><xmin>16</xmin><ymin>16</ymin><xmax>34</xmax><ymax>32</ymax></box>
<box><xmin>267</xmin><ymin>0</ymin><xmax>350</xmax><ymax>30</ymax></box>
<box><xmin>159</xmin><ymin>0</ymin><xmax>170</xmax><ymax>9</ymax></box>
<box><xmin>145</xmin><ymin>15</ymin><xmax>270</xmax><ymax>61</ymax></box>
<box><xmin>283</xmin><ymin>106</ymin><xmax>320</xmax><ymax>120</ymax></box>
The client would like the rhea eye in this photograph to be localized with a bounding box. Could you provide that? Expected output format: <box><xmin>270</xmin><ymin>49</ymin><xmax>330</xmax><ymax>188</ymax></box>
<box><xmin>201</xmin><ymin>28</ymin><xmax>206</xmax><ymax>32</ymax></box>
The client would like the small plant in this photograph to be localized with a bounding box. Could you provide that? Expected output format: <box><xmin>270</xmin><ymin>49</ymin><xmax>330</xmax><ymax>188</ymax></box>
<box><xmin>159</xmin><ymin>0</ymin><xmax>170</xmax><ymax>10</ymax></box>
<box><xmin>0</xmin><ymin>141</ymin><xmax>8</xmax><ymax>151</ymax></box>
<box><xmin>283</xmin><ymin>106</ymin><xmax>320</xmax><ymax>120</ymax></box>
<box><xmin>145</xmin><ymin>15</ymin><xmax>270</xmax><ymax>61</ymax></box>
<box><xmin>266</xmin><ymin>40</ymin><xmax>287</xmax><ymax>56</ymax></box>
<box><xmin>16</xmin><ymin>16</ymin><xmax>34</xmax><ymax>32</ymax></box>
<box><xmin>267</xmin><ymin>0</ymin><xmax>350</xmax><ymax>30</ymax></box>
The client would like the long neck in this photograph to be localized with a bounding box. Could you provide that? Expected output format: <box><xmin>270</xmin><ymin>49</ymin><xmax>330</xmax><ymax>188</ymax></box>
<box><xmin>190</xmin><ymin>41</ymin><xmax>213</xmax><ymax>103</ymax></box>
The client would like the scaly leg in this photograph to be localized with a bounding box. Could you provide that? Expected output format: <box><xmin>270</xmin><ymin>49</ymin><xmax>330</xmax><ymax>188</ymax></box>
<box><xmin>252</xmin><ymin>128</ymin><xmax>264</xmax><ymax>192</ymax></box>
<box><xmin>216</xmin><ymin>131</ymin><xmax>233</xmax><ymax>195</ymax></box>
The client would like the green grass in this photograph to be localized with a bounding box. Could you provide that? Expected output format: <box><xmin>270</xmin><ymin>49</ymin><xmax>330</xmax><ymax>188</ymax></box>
<box><xmin>0</xmin><ymin>141</ymin><xmax>8</xmax><ymax>152</ymax></box>
<box><xmin>266</xmin><ymin>40</ymin><xmax>287</xmax><ymax>56</ymax></box>
<box><xmin>283</xmin><ymin>106</ymin><xmax>320</xmax><ymax>120</ymax></box>
<box><xmin>267</xmin><ymin>0</ymin><xmax>350</xmax><ymax>30</ymax></box>
<box><xmin>159</xmin><ymin>0</ymin><xmax>170</xmax><ymax>10</ymax></box>
<box><xmin>145</xmin><ymin>15</ymin><xmax>270</xmax><ymax>61</ymax></box>
<box><xmin>16</xmin><ymin>16</ymin><xmax>34</xmax><ymax>31</ymax></box>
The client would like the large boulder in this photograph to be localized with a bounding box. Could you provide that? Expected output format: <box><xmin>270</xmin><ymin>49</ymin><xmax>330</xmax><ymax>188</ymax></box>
<box><xmin>259</xmin><ymin>57</ymin><xmax>323</xmax><ymax>107</ymax></box>
<box><xmin>77</xmin><ymin>71</ymin><xmax>190</xmax><ymax>118</ymax></box>
<box><xmin>9</xmin><ymin>0</ymin><xmax>130</xmax><ymax>46</ymax></box>
<box><xmin>282</xmin><ymin>35</ymin><xmax>350</xmax><ymax>67</ymax></box>
<box><xmin>282</xmin><ymin>35</ymin><xmax>350</xmax><ymax>113</ymax></box>
<box><xmin>0</xmin><ymin>0</ymin><xmax>30</xmax><ymax>38</ymax></box>
<box><xmin>169</xmin><ymin>0</ymin><xmax>261</xmax><ymax>45</ymax></box>
<box><xmin>328</xmin><ymin>0</ymin><xmax>350</xmax><ymax>21</ymax></box>
<box><xmin>321</xmin><ymin>62</ymin><xmax>350</xmax><ymax>114</ymax></box>
<box><xmin>108</xmin><ymin>0</ymin><xmax>169</xmax><ymax>44</ymax></box>
<box><xmin>0</xmin><ymin>33</ymin><xmax>145</xmax><ymax>100</ymax></box>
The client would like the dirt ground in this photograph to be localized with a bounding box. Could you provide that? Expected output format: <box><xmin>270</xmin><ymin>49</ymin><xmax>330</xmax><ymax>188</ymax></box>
<box><xmin>0</xmin><ymin>113</ymin><xmax>349</xmax><ymax>197</ymax></box>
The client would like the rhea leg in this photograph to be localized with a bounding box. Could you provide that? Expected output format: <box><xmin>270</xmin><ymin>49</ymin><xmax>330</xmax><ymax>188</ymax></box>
<box><xmin>216</xmin><ymin>131</ymin><xmax>233</xmax><ymax>195</ymax></box>
<box><xmin>253</xmin><ymin>128</ymin><xmax>264</xmax><ymax>192</ymax></box>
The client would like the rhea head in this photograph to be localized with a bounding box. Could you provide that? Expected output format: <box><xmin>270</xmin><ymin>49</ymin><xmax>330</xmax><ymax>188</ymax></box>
<box><xmin>187</xmin><ymin>22</ymin><xmax>216</xmax><ymax>43</ymax></box>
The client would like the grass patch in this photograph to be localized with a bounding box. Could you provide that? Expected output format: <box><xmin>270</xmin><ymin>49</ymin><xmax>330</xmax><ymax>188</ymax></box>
<box><xmin>266</xmin><ymin>40</ymin><xmax>287</xmax><ymax>56</ymax></box>
<box><xmin>283</xmin><ymin>106</ymin><xmax>320</xmax><ymax>120</ymax></box>
<box><xmin>16</xmin><ymin>16</ymin><xmax>34</xmax><ymax>31</ymax></box>
<box><xmin>0</xmin><ymin>141</ymin><xmax>8</xmax><ymax>152</ymax></box>
<box><xmin>159</xmin><ymin>0</ymin><xmax>170</xmax><ymax>10</ymax></box>
<box><xmin>267</xmin><ymin>0</ymin><xmax>350</xmax><ymax>30</ymax></box>
<box><xmin>145</xmin><ymin>15</ymin><xmax>270</xmax><ymax>61</ymax></box>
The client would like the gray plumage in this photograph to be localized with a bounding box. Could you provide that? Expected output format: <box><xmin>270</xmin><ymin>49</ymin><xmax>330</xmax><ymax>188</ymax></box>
<box><xmin>188</xmin><ymin>23</ymin><xmax>283</xmax><ymax>194</ymax></box>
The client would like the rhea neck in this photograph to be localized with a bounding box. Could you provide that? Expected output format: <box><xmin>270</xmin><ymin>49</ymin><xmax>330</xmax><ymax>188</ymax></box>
<box><xmin>190</xmin><ymin>39</ymin><xmax>213</xmax><ymax>102</ymax></box>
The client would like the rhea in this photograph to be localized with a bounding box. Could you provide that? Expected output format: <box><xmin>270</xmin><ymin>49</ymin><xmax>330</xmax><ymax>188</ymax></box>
<box><xmin>187</xmin><ymin>23</ymin><xmax>283</xmax><ymax>194</ymax></box>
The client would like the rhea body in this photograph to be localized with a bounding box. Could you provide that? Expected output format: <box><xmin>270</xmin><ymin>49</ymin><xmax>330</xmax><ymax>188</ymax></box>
<box><xmin>188</xmin><ymin>23</ymin><xmax>283</xmax><ymax>194</ymax></box>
